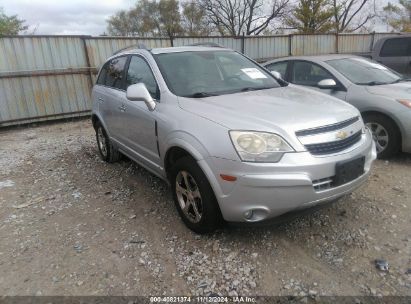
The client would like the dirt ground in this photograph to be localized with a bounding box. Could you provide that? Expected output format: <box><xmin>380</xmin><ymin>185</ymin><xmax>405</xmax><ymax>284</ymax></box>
<box><xmin>0</xmin><ymin>119</ymin><xmax>410</xmax><ymax>297</ymax></box>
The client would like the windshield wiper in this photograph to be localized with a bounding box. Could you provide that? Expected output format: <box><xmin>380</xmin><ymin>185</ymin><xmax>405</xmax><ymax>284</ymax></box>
<box><xmin>357</xmin><ymin>81</ymin><xmax>386</xmax><ymax>86</ymax></box>
<box><xmin>185</xmin><ymin>92</ymin><xmax>218</xmax><ymax>98</ymax></box>
<box><xmin>240</xmin><ymin>86</ymin><xmax>273</xmax><ymax>92</ymax></box>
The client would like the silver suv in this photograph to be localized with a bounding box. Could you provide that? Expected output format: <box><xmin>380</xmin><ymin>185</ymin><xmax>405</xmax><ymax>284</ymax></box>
<box><xmin>91</xmin><ymin>46</ymin><xmax>376</xmax><ymax>233</ymax></box>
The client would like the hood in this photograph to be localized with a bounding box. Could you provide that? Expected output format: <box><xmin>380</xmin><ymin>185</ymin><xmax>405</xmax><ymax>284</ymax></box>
<box><xmin>365</xmin><ymin>82</ymin><xmax>411</xmax><ymax>99</ymax></box>
<box><xmin>178</xmin><ymin>86</ymin><xmax>359</xmax><ymax>136</ymax></box>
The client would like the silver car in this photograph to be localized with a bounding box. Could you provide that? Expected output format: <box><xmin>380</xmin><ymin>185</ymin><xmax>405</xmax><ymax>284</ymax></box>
<box><xmin>263</xmin><ymin>55</ymin><xmax>411</xmax><ymax>158</ymax></box>
<box><xmin>92</xmin><ymin>46</ymin><xmax>376</xmax><ymax>233</ymax></box>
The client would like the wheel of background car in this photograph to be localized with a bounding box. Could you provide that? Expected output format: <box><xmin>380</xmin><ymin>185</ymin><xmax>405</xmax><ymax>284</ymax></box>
<box><xmin>363</xmin><ymin>113</ymin><xmax>400</xmax><ymax>159</ymax></box>
<box><xmin>169</xmin><ymin>156</ymin><xmax>223</xmax><ymax>234</ymax></box>
<box><xmin>95</xmin><ymin>121</ymin><xmax>121</xmax><ymax>163</ymax></box>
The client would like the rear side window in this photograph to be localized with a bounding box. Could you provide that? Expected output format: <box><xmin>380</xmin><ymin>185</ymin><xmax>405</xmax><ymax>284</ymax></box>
<box><xmin>380</xmin><ymin>38</ymin><xmax>411</xmax><ymax>57</ymax></box>
<box><xmin>96</xmin><ymin>56</ymin><xmax>128</xmax><ymax>89</ymax></box>
<box><xmin>265</xmin><ymin>61</ymin><xmax>288</xmax><ymax>79</ymax></box>
<box><xmin>126</xmin><ymin>56</ymin><xmax>159</xmax><ymax>99</ymax></box>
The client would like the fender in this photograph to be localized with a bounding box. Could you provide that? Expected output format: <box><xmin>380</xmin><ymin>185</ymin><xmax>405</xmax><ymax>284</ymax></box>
<box><xmin>163</xmin><ymin>134</ymin><xmax>224</xmax><ymax>201</ymax></box>
<box><xmin>91</xmin><ymin>111</ymin><xmax>112</xmax><ymax>140</ymax></box>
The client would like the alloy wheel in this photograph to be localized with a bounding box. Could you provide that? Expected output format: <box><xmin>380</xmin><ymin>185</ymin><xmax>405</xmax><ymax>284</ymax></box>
<box><xmin>366</xmin><ymin>122</ymin><xmax>389</xmax><ymax>153</ymax></box>
<box><xmin>175</xmin><ymin>171</ymin><xmax>203</xmax><ymax>223</ymax></box>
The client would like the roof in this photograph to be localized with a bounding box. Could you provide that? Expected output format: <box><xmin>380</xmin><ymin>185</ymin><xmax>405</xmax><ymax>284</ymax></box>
<box><xmin>150</xmin><ymin>46</ymin><xmax>231</xmax><ymax>54</ymax></box>
<box><xmin>265</xmin><ymin>54</ymin><xmax>362</xmax><ymax>64</ymax></box>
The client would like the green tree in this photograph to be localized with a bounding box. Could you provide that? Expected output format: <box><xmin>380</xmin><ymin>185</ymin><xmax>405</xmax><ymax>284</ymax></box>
<box><xmin>107</xmin><ymin>0</ymin><xmax>182</xmax><ymax>43</ymax></box>
<box><xmin>383</xmin><ymin>0</ymin><xmax>411</xmax><ymax>32</ymax></box>
<box><xmin>182</xmin><ymin>0</ymin><xmax>212</xmax><ymax>36</ymax></box>
<box><xmin>107</xmin><ymin>0</ymin><xmax>161</xmax><ymax>36</ymax></box>
<box><xmin>286</xmin><ymin>0</ymin><xmax>335</xmax><ymax>33</ymax></box>
<box><xmin>158</xmin><ymin>0</ymin><xmax>183</xmax><ymax>44</ymax></box>
<box><xmin>0</xmin><ymin>8</ymin><xmax>28</xmax><ymax>35</ymax></box>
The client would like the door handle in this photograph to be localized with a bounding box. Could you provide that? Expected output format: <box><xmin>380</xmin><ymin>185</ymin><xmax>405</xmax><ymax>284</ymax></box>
<box><xmin>118</xmin><ymin>104</ymin><xmax>126</xmax><ymax>112</ymax></box>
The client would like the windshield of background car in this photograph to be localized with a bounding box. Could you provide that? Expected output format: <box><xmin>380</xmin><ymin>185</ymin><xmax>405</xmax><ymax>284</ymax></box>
<box><xmin>154</xmin><ymin>50</ymin><xmax>279</xmax><ymax>97</ymax></box>
<box><xmin>326</xmin><ymin>57</ymin><xmax>402</xmax><ymax>85</ymax></box>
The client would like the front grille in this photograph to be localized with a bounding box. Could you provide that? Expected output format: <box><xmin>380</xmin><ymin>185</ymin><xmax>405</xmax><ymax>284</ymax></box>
<box><xmin>296</xmin><ymin>117</ymin><xmax>359</xmax><ymax>136</ymax></box>
<box><xmin>304</xmin><ymin>131</ymin><xmax>362</xmax><ymax>155</ymax></box>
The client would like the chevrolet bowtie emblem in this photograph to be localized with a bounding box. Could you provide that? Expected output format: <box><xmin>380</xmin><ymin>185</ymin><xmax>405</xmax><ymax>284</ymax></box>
<box><xmin>336</xmin><ymin>130</ymin><xmax>348</xmax><ymax>140</ymax></box>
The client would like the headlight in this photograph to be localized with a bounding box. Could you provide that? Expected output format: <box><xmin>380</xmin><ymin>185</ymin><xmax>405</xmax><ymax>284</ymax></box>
<box><xmin>229</xmin><ymin>131</ymin><xmax>294</xmax><ymax>162</ymax></box>
<box><xmin>397</xmin><ymin>99</ymin><xmax>411</xmax><ymax>108</ymax></box>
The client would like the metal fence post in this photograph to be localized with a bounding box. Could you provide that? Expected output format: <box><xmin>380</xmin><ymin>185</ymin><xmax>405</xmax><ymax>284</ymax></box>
<box><xmin>370</xmin><ymin>31</ymin><xmax>376</xmax><ymax>51</ymax></box>
<box><xmin>288</xmin><ymin>34</ymin><xmax>293</xmax><ymax>56</ymax></box>
<box><xmin>81</xmin><ymin>36</ymin><xmax>94</xmax><ymax>90</ymax></box>
<box><xmin>335</xmin><ymin>32</ymin><xmax>339</xmax><ymax>53</ymax></box>
<box><xmin>241</xmin><ymin>32</ymin><xmax>245</xmax><ymax>54</ymax></box>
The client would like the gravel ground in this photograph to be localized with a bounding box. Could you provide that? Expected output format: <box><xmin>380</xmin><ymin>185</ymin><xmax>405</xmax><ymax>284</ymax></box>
<box><xmin>0</xmin><ymin>120</ymin><xmax>410</xmax><ymax>297</ymax></box>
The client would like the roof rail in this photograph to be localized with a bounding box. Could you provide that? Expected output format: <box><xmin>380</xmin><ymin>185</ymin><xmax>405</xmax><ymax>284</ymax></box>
<box><xmin>187</xmin><ymin>42</ymin><xmax>224</xmax><ymax>48</ymax></box>
<box><xmin>112</xmin><ymin>43</ymin><xmax>149</xmax><ymax>56</ymax></box>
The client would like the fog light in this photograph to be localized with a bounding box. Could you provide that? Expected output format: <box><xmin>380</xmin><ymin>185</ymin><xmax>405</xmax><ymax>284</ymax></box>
<box><xmin>244</xmin><ymin>210</ymin><xmax>254</xmax><ymax>220</ymax></box>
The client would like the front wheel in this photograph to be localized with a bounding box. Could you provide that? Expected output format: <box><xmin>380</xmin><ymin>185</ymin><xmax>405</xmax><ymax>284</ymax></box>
<box><xmin>363</xmin><ymin>113</ymin><xmax>400</xmax><ymax>159</ymax></box>
<box><xmin>169</xmin><ymin>156</ymin><xmax>223</xmax><ymax>234</ymax></box>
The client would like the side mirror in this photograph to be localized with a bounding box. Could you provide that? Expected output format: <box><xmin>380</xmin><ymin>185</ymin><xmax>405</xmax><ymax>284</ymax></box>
<box><xmin>271</xmin><ymin>71</ymin><xmax>282</xmax><ymax>79</ymax></box>
<box><xmin>317</xmin><ymin>79</ymin><xmax>337</xmax><ymax>89</ymax></box>
<box><xmin>126</xmin><ymin>83</ymin><xmax>156</xmax><ymax>111</ymax></box>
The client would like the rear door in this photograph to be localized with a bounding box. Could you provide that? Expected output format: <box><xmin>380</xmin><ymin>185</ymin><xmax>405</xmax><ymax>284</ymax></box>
<box><xmin>375</xmin><ymin>37</ymin><xmax>411</xmax><ymax>76</ymax></box>
<box><xmin>289</xmin><ymin>60</ymin><xmax>347</xmax><ymax>100</ymax></box>
<box><xmin>95</xmin><ymin>56</ymin><xmax>128</xmax><ymax>140</ymax></box>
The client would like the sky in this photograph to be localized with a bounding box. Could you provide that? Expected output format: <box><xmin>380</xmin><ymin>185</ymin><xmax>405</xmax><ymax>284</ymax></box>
<box><xmin>1</xmin><ymin>0</ymin><xmax>135</xmax><ymax>35</ymax></box>
<box><xmin>1</xmin><ymin>0</ymin><xmax>391</xmax><ymax>35</ymax></box>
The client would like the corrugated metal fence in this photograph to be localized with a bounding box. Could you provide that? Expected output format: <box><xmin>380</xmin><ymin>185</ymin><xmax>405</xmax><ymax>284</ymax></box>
<box><xmin>0</xmin><ymin>32</ymin><xmax>402</xmax><ymax>126</ymax></box>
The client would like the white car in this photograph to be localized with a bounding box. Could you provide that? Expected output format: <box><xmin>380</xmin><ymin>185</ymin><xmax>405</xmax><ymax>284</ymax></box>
<box><xmin>264</xmin><ymin>55</ymin><xmax>411</xmax><ymax>158</ymax></box>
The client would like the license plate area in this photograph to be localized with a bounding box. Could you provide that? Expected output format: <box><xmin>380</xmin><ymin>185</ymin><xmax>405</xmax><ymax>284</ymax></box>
<box><xmin>334</xmin><ymin>156</ymin><xmax>365</xmax><ymax>187</ymax></box>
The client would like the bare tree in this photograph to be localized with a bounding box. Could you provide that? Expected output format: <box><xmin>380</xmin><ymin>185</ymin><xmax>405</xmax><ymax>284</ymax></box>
<box><xmin>200</xmin><ymin>0</ymin><xmax>290</xmax><ymax>36</ymax></box>
<box><xmin>332</xmin><ymin>0</ymin><xmax>376</xmax><ymax>32</ymax></box>
<box><xmin>182</xmin><ymin>0</ymin><xmax>213</xmax><ymax>35</ymax></box>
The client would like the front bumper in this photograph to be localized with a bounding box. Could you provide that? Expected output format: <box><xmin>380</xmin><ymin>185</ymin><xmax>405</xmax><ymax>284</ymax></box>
<box><xmin>199</xmin><ymin>130</ymin><xmax>377</xmax><ymax>222</ymax></box>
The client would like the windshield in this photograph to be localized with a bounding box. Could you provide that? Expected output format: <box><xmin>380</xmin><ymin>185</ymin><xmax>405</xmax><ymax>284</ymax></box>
<box><xmin>326</xmin><ymin>57</ymin><xmax>402</xmax><ymax>85</ymax></box>
<box><xmin>154</xmin><ymin>50</ymin><xmax>279</xmax><ymax>97</ymax></box>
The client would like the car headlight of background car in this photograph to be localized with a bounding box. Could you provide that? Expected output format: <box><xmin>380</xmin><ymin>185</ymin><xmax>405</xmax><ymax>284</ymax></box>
<box><xmin>229</xmin><ymin>131</ymin><xmax>294</xmax><ymax>162</ymax></box>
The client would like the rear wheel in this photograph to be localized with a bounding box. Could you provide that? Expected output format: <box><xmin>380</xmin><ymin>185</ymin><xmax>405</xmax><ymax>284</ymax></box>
<box><xmin>363</xmin><ymin>113</ymin><xmax>400</xmax><ymax>159</ymax></box>
<box><xmin>169</xmin><ymin>156</ymin><xmax>223</xmax><ymax>234</ymax></box>
<box><xmin>95</xmin><ymin>121</ymin><xmax>120</xmax><ymax>163</ymax></box>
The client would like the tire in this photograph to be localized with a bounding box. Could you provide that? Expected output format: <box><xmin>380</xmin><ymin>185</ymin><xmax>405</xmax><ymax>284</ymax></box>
<box><xmin>363</xmin><ymin>113</ymin><xmax>400</xmax><ymax>159</ymax></box>
<box><xmin>169</xmin><ymin>156</ymin><xmax>223</xmax><ymax>234</ymax></box>
<box><xmin>95</xmin><ymin>121</ymin><xmax>121</xmax><ymax>163</ymax></box>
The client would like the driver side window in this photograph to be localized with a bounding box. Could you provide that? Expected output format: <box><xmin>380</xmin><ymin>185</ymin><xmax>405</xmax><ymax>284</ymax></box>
<box><xmin>126</xmin><ymin>56</ymin><xmax>159</xmax><ymax>99</ymax></box>
<box><xmin>291</xmin><ymin>61</ymin><xmax>334</xmax><ymax>86</ymax></box>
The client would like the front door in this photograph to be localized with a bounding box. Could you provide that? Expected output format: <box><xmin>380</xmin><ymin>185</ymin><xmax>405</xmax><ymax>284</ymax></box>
<box><xmin>120</xmin><ymin>55</ymin><xmax>161</xmax><ymax>171</ymax></box>
<box><xmin>289</xmin><ymin>60</ymin><xmax>347</xmax><ymax>100</ymax></box>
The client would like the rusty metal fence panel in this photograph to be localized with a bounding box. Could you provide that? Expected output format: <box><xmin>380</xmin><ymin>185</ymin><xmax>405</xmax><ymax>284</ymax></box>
<box><xmin>0</xmin><ymin>33</ymin><xmax>403</xmax><ymax>126</ymax></box>
<box><xmin>244</xmin><ymin>36</ymin><xmax>289</xmax><ymax>60</ymax></box>
<box><xmin>0</xmin><ymin>36</ymin><xmax>92</xmax><ymax>126</ymax></box>
<box><xmin>338</xmin><ymin>34</ymin><xmax>373</xmax><ymax>53</ymax></box>
<box><xmin>291</xmin><ymin>34</ymin><xmax>337</xmax><ymax>55</ymax></box>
